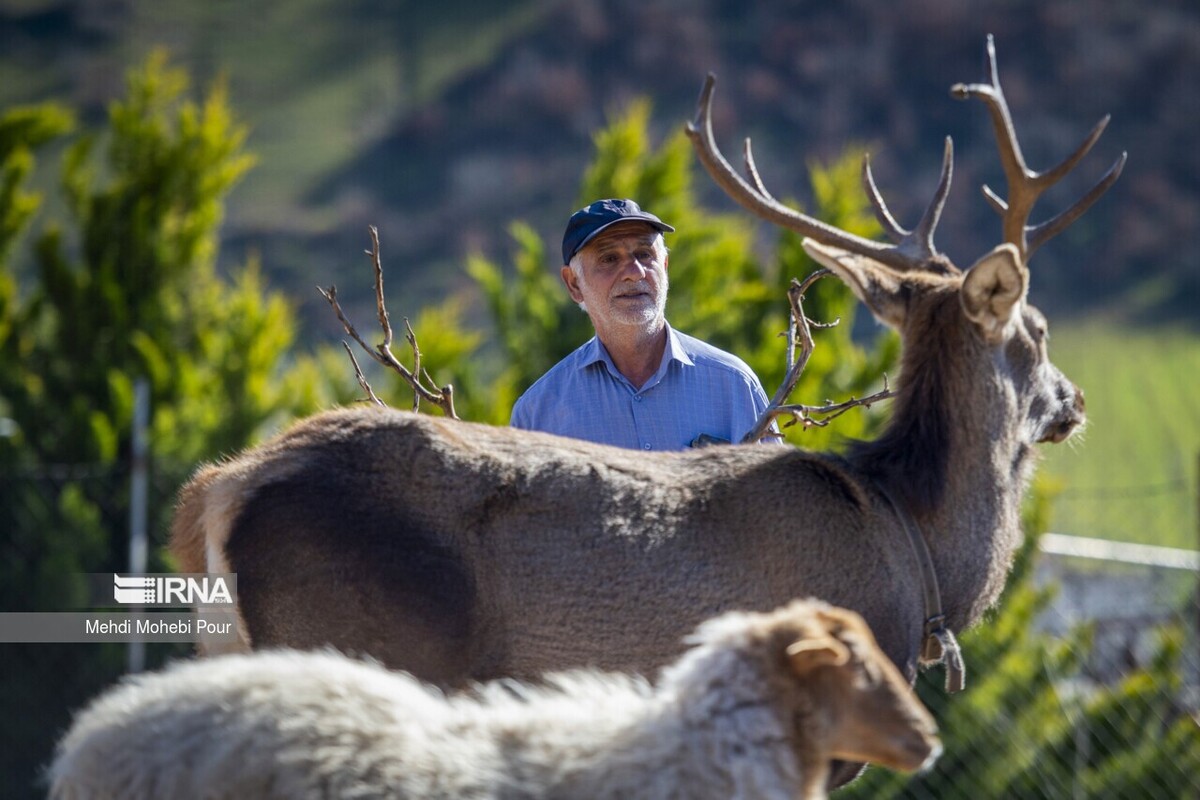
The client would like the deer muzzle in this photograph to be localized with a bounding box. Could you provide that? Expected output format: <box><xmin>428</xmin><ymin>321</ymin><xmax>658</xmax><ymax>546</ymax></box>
<box><xmin>1039</xmin><ymin>385</ymin><xmax>1086</xmax><ymax>444</ymax></box>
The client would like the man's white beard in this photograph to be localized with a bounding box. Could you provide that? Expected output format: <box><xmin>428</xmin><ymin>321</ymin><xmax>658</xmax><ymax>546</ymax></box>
<box><xmin>600</xmin><ymin>278</ymin><xmax>668</xmax><ymax>327</ymax></box>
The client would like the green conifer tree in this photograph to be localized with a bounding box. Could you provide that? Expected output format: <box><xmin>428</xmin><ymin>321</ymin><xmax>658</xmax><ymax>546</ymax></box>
<box><xmin>0</xmin><ymin>54</ymin><xmax>342</xmax><ymax>798</ymax></box>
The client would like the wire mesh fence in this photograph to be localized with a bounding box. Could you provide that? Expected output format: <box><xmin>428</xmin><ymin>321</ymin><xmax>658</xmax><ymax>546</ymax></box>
<box><xmin>835</xmin><ymin>549</ymin><xmax>1198</xmax><ymax>799</ymax></box>
<box><xmin>1053</xmin><ymin>477</ymin><xmax>1198</xmax><ymax>554</ymax></box>
<box><xmin>1027</xmin><ymin>551</ymin><xmax>1198</xmax><ymax>799</ymax></box>
<box><xmin>2</xmin><ymin>461</ymin><xmax>1198</xmax><ymax>799</ymax></box>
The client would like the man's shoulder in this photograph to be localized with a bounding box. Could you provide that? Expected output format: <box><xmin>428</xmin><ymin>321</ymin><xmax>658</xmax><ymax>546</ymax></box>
<box><xmin>671</xmin><ymin>329</ymin><xmax>759</xmax><ymax>380</ymax></box>
<box><xmin>513</xmin><ymin>339</ymin><xmax>599</xmax><ymax>410</ymax></box>
<box><xmin>534</xmin><ymin>339</ymin><xmax>601</xmax><ymax>385</ymax></box>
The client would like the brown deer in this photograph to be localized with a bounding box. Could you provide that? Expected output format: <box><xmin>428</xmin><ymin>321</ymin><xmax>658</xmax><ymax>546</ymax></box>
<box><xmin>171</xmin><ymin>38</ymin><xmax>1120</xmax><ymax>708</ymax></box>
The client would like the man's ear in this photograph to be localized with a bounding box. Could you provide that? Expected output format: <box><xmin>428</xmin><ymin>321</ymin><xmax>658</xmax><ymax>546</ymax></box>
<box><xmin>561</xmin><ymin>265</ymin><xmax>585</xmax><ymax>304</ymax></box>
<box><xmin>961</xmin><ymin>244</ymin><xmax>1027</xmax><ymax>342</ymax></box>
<box><xmin>802</xmin><ymin>240</ymin><xmax>908</xmax><ymax>329</ymax></box>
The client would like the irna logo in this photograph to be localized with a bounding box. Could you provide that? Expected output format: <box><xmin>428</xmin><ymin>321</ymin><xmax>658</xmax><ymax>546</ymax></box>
<box><xmin>112</xmin><ymin>574</ymin><xmax>235</xmax><ymax>606</ymax></box>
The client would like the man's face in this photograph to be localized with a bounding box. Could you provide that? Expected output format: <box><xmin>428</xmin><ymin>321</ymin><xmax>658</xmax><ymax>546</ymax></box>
<box><xmin>562</xmin><ymin>222</ymin><xmax>668</xmax><ymax>331</ymax></box>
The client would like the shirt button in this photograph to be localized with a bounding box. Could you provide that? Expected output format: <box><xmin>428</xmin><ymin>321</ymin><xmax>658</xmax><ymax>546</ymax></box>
<box><xmin>633</xmin><ymin>396</ymin><xmax>642</xmax><ymax>402</ymax></box>
<box><xmin>643</xmin><ymin>443</ymin><xmax>652</xmax><ymax>450</ymax></box>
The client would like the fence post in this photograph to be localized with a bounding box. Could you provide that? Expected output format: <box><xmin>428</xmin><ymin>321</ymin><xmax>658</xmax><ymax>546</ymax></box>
<box><xmin>127</xmin><ymin>377</ymin><xmax>150</xmax><ymax>673</ymax></box>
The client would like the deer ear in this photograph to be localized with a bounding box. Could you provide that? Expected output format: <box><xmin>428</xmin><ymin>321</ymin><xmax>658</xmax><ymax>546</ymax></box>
<box><xmin>961</xmin><ymin>244</ymin><xmax>1028</xmax><ymax>341</ymax></box>
<box><xmin>787</xmin><ymin>635</ymin><xmax>851</xmax><ymax>675</ymax></box>
<box><xmin>802</xmin><ymin>240</ymin><xmax>907</xmax><ymax>329</ymax></box>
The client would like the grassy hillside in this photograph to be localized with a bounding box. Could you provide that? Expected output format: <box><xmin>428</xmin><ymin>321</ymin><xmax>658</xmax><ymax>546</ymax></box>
<box><xmin>1039</xmin><ymin>321</ymin><xmax>1199</xmax><ymax>552</ymax></box>
<box><xmin>3</xmin><ymin>0</ymin><xmax>1196</xmax><ymax>329</ymax></box>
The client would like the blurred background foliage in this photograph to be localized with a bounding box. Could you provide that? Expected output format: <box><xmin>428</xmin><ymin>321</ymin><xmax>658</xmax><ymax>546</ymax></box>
<box><xmin>3</xmin><ymin>0</ymin><xmax>1193</xmax><ymax>546</ymax></box>
<box><xmin>0</xmin><ymin>2</ymin><xmax>1197</xmax><ymax>797</ymax></box>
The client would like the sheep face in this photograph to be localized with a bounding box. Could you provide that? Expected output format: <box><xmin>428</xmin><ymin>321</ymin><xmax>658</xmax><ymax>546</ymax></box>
<box><xmin>787</xmin><ymin>606</ymin><xmax>942</xmax><ymax>774</ymax></box>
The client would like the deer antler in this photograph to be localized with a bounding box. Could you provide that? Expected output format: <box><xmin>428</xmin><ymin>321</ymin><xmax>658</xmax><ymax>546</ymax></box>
<box><xmin>319</xmin><ymin>226</ymin><xmax>459</xmax><ymax>419</ymax></box>
<box><xmin>863</xmin><ymin>137</ymin><xmax>954</xmax><ymax>269</ymax></box>
<box><xmin>686</xmin><ymin>73</ymin><xmax>954</xmax><ymax>273</ymax></box>
<box><xmin>951</xmin><ymin>34</ymin><xmax>1126</xmax><ymax>261</ymax></box>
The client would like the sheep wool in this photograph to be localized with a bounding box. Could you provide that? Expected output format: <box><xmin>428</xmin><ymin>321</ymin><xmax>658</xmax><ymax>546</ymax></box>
<box><xmin>49</xmin><ymin>599</ymin><xmax>939</xmax><ymax>800</ymax></box>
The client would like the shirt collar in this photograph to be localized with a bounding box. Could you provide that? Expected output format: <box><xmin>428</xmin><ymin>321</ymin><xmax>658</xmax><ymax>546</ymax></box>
<box><xmin>664</xmin><ymin>324</ymin><xmax>695</xmax><ymax>367</ymax></box>
<box><xmin>579</xmin><ymin>323</ymin><xmax>694</xmax><ymax>391</ymax></box>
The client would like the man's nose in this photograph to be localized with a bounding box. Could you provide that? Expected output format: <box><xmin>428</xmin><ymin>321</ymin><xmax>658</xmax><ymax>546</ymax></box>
<box><xmin>620</xmin><ymin>256</ymin><xmax>648</xmax><ymax>279</ymax></box>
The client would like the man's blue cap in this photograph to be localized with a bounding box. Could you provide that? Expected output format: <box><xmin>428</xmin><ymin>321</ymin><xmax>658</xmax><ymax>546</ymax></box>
<box><xmin>561</xmin><ymin>199</ymin><xmax>674</xmax><ymax>265</ymax></box>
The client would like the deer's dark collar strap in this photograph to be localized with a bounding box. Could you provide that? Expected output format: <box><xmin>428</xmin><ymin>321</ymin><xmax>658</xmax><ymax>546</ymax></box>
<box><xmin>878</xmin><ymin>485</ymin><xmax>966</xmax><ymax>693</ymax></box>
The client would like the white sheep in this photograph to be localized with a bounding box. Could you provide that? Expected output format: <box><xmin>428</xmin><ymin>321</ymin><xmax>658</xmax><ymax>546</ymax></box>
<box><xmin>49</xmin><ymin>599</ymin><xmax>940</xmax><ymax>800</ymax></box>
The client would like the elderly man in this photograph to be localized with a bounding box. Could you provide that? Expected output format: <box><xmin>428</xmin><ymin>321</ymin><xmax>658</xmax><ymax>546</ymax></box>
<box><xmin>510</xmin><ymin>198</ymin><xmax>775</xmax><ymax>451</ymax></box>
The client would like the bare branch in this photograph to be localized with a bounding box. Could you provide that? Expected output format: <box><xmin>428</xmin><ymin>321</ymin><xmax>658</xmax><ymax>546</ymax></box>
<box><xmin>742</xmin><ymin>271</ymin><xmax>895</xmax><ymax>443</ymax></box>
<box><xmin>319</xmin><ymin>228</ymin><xmax>459</xmax><ymax>419</ymax></box>
<box><xmin>317</xmin><ymin>283</ymin><xmax>376</xmax><ymax>363</ymax></box>
<box><xmin>773</xmin><ymin>378</ymin><xmax>897</xmax><ymax>431</ymax></box>
<box><xmin>368</xmin><ymin>225</ymin><xmax>395</xmax><ymax>351</ymax></box>
<box><xmin>404</xmin><ymin>318</ymin><xmax>421</xmax><ymax>413</ymax></box>
<box><xmin>341</xmin><ymin>341</ymin><xmax>386</xmax><ymax>407</ymax></box>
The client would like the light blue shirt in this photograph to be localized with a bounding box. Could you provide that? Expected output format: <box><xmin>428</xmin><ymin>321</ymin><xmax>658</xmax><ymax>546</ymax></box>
<box><xmin>510</xmin><ymin>325</ymin><xmax>774</xmax><ymax>451</ymax></box>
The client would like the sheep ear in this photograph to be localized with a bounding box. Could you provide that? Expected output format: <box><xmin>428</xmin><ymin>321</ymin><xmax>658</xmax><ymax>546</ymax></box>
<box><xmin>787</xmin><ymin>636</ymin><xmax>850</xmax><ymax>674</ymax></box>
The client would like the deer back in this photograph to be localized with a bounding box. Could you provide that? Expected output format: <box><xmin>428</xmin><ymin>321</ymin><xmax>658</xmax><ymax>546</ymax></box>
<box><xmin>172</xmin><ymin>407</ymin><xmax>933</xmax><ymax>684</ymax></box>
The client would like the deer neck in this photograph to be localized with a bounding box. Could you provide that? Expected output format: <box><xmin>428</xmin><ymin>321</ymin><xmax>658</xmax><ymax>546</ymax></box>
<box><xmin>851</xmin><ymin>300</ymin><xmax>1034</xmax><ymax>628</ymax></box>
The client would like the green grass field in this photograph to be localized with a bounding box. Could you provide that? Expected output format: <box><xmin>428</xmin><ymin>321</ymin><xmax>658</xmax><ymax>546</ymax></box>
<box><xmin>1038</xmin><ymin>321</ymin><xmax>1199</xmax><ymax>552</ymax></box>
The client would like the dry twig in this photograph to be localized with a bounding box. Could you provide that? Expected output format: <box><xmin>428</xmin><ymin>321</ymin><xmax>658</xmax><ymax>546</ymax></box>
<box><xmin>318</xmin><ymin>226</ymin><xmax>458</xmax><ymax>419</ymax></box>
<box><xmin>340</xmin><ymin>341</ymin><xmax>385</xmax><ymax>408</ymax></box>
<box><xmin>741</xmin><ymin>270</ymin><xmax>895</xmax><ymax>443</ymax></box>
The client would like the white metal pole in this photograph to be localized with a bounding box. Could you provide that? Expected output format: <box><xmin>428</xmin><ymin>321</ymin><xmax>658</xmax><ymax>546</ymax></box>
<box><xmin>127</xmin><ymin>377</ymin><xmax>150</xmax><ymax>673</ymax></box>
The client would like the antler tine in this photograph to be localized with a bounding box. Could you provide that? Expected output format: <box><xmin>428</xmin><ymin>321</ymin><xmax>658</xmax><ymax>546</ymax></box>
<box><xmin>861</xmin><ymin>137</ymin><xmax>954</xmax><ymax>269</ymax></box>
<box><xmin>862</xmin><ymin>154</ymin><xmax>907</xmax><ymax>244</ymax></box>
<box><xmin>742</xmin><ymin>137</ymin><xmax>777</xmax><ymax>203</ymax></box>
<box><xmin>908</xmin><ymin>136</ymin><xmax>954</xmax><ymax>264</ymax></box>
<box><xmin>952</xmin><ymin>34</ymin><xmax>1124</xmax><ymax>260</ymax></box>
<box><xmin>1027</xmin><ymin>150</ymin><xmax>1126</xmax><ymax>256</ymax></box>
<box><xmin>979</xmin><ymin>115</ymin><xmax>1115</xmax><ymax>217</ymax></box>
<box><xmin>981</xmin><ymin>183</ymin><xmax>1006</xmax><ymax>216</ymax></box>
<box><xmin>950</xmin><ymin>36</ymin><xmax>1027</xmax><ymax>177</ymax></box>
<box><xmin>1040</xmin><ymin>113</ymin><xmax>1112</xmax><ymax>186</ymax></box>
<box><xmin>686</xmin><ymin>73</ymin><xmax>917</xmax><ymax>271</ymax></box>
